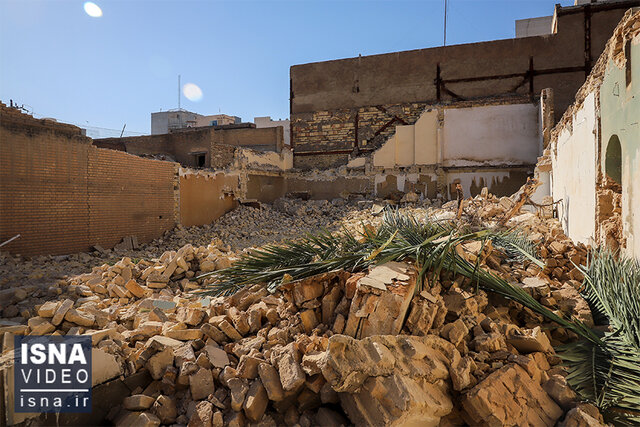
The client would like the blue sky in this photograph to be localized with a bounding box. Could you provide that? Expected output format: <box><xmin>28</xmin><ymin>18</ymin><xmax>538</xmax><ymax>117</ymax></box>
<box><xmin>0</xmin><ymin>0</ymin><xmax>574</xmax><ymax>135</ymax></box>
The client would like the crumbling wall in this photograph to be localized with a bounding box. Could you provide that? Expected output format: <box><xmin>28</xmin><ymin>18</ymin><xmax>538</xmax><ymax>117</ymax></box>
<box><xmin>95</xmin><ymin>126</ymin><xmax>284</xmax><ymax>169</ymax></box>
<box><xmin>245</xmin><ymin>173</ymin><xmax>287</xmax><ymax>203</ymax></box>
<box><xmin>546</xmin><ymin>9</ymin><xmax>640</xmax><ymax>257</ymax></box>
<box><xmin>232</xmin><ymin>147</ymin><xmax>293</xmax><ymax>171</ymax></box>
<box><xmin>210</xmin><ymin>144</ymin><xmax>238</xmax><ymax>169</ymax></box>
<box><xmin>292</xmin><ymin>102</ymin><xmax>428</xmax><ymax>159</ymax></box>
<box><xmin>551</xmin><ymin>92</ymin><xmax>599</xmax><ymax>245</ymax></box>
<box><xmin>179</xmin><ymin>169</ymin><xmax>239</xmax><ymax>227</ymax></box>
<box><xmin>290</xmin><ymin>2</ymin><xmax>638</xmax><ymax>167</ymax></box>
<box><xmin>95</xmin><ymin>128</ymin><xmax>212</xmax><ymax>167</ymax></box>
<box><xmin>599</xmin><ymin>26</ymin><xmax>640</xmax><ymax>258</ymax></box>
<box><xmin>0</xmin><ymin>104</ymin><xmax>179</xmax><ymax>256</ymax></box>
<box><xmin>286</xmin><ymin>175</ymin><xmax>372</xmax><ymax>200</ymax></box>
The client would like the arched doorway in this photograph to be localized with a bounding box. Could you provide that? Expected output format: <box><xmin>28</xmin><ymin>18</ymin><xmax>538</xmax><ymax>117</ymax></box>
<box><xmin>599</xmin><ymin>135</ymin><xmax>623</xmax><ymax>251</ymax></box>
<box><xmin>605</xmin><ymin>135</ymin><xmax>622</xmax><ymax>184</ymax></box>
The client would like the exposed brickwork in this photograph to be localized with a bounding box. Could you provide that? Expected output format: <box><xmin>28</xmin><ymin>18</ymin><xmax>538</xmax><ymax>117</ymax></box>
<box><xmin>87</xmin><ymin>148</ymin><xmax>178</xmax><ymax>251</ymax></box>
<box><xmin>292</xmin><ymin>102</ymin><xmax>428</xmax><ymax>156</ymax></box>
<box><xmin>209</xmin><ymin>144</ymin><xmax>238</xmax><ymax>169</ymax></box>
<box><xmin>0</xmin><ymin>104</ymin><xmax>178</xmax><ymax>256</ymax></box>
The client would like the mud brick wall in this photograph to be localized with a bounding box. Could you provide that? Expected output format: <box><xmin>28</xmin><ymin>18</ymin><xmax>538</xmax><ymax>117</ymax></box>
<box><xmin>293</xmin><ymin>153</ymin><xmax>350</xmax><ymax>170</ymax></box>
<box><xmin>0</xmin><ymin>104</ymin><xmax>179</xmax><ymax>256</ymax></box>
<box><xmin>209</xmin><ymin>144</ymin><xmax>238</xmax><ymax>169</ymax></box>
<box><xmin>95</xmin><ymin>126</ymin><xmax>283</xmax><ymax>168</ymax></box>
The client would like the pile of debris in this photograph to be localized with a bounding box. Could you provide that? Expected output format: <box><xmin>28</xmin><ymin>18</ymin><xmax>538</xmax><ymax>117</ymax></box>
<box><xmin>0</xmin><ymin>195</ymin><xmax>606</xmax><ymax>427</ymax></box>
<box><xmin>0</xmin><ymin>199</ymin><xmax>364</xmax><ymax>318</ymax></box>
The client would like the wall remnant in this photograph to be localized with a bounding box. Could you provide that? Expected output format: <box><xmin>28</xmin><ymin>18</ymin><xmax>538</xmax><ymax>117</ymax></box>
<box><xmin>290</xmin><ymin>1</ymin><xmax>639</xmax><ymax>169</ymax></box>
<box><xmin>94</xmin><ymin>125</ymin><xmax>284</xmax><ymax>169</ymax></box>
<box><xmin>179</xmin><ymin>169</ymin><xmax>238</xmax><ymax>227</ymax></box>
<box><xmin>0</xmin><ymin>103</ymin><xmax>179</xmax><ymax>256</ymax></box>
<box><xmin>542</xmin><ymin>8</ymin><xmax>640</xmax><ymax>259</ymax></box>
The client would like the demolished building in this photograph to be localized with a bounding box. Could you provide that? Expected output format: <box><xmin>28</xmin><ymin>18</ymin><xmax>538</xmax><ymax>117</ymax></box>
<box><xmin>289</xmin><ymin>0</ymin><xmax>639</xmax><ymax>197</ymax></box>
<box><xmin>537</xmin><ymin>8</ymin><xmax>640</xmax><ymax>259</ymax></box>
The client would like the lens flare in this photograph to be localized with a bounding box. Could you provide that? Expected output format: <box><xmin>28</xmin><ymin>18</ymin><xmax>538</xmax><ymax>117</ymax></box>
<box><xmin>83</xmin><ymin>2</ymin><xmax>103</xmax><ymax>17</ymax></box>
<box><xmin>183</xmin><ymin>83</ymin><xmax>203</xmax><ymax>102</ymax></box>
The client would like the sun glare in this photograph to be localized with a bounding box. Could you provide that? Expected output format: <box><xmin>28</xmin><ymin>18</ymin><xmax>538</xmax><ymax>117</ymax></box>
<box><xmin>183</xmin><ymin>83</ymin><xmax>203</xmax><ymax>102</ymax></box>
<box><xmin>83</xmin><ymin>2</ymin><xmax>103</xmax><ymax>18</ymax></box>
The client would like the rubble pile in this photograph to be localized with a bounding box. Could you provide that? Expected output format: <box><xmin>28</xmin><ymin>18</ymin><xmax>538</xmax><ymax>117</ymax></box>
<box><xmin>0</xmin><ymin>190</ymin><xmax>607</xmax><ymax>427</ymax></box>
<box><xmin>0</xmin><ymin>199</ymin><xmax>364</xmax><ymax>319</ymax></box>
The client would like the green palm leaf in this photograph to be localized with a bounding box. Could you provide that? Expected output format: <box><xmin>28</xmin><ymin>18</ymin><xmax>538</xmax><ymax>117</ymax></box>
<box><xmin>559</xmin><ymin>249</ymin><xmax>640</xmax><ymax>425</ymax></box>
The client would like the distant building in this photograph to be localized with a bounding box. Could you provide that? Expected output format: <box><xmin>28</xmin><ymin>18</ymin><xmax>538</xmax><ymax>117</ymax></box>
<box><xmin>151</xmin><ymin>110</ymin><xmax>242</xmax><ymax>135</ymax></box>
<box><xmin>151</xmin><ymin>109</ymin><xmax>201</xmax><ymax>135</ymax></box>
<box><xmin>196</xmin><ymin>114</ymin><xmax>241</xmax><ymax>128</ymax></box>
<box><xmin>254</xmin><ymin>116</ymin><xmax>290</xmax><ymax>146</ymax></box>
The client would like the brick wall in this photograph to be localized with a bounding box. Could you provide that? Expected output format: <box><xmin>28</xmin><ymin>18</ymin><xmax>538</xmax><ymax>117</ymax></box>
<box><xmin>0</xmin><ymin>104</ymin><xmax>179</xmax><ymax>256</ymax></box>
<box><xmin>292</xmin><ymin>102</ymin><xmax>428</xmax><ymax>166</ymax></box>
<box><xmin>214</xmin><ymin>127</ymin><xmax>283</xmax><ymax>153</ymax></box>
<box><xmin>87</xmin><ymin>148</ymin><xmax>178</xmax><ymax>251</ymax></box>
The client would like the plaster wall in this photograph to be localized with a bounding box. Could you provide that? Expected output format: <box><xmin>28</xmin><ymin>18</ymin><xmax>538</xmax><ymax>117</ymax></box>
<box><xmin>373</xmin><ymin>134</ymin><xmax>397</xmax><ymax>168</ymax></box>
<box><xmin>179</xmin><ymin>170</ymin><xmax>238</xmax><ymax>227</ymax></box>
<box><xmin>395</xmin><ymin>125</ymin><xmax>415</xmax><ymax>166</ymax></box>
<box><xmin>442</xmin><ymin>103</ymin><xmax>541</xmax><ymax>166</ymax></box>
<box><xmin>414</xmin><ymin>110</ymin><xmax>439</xmax><ymax>165</ymax></box>
<box><xmin>234</xmin><ymin>147</ymin><xmax>293</xmax><ymax>171</ymax></box>
<box><xmin>372</xmin><ymin>102</ymin><xmax>540</xmax><ymax>169</ymax></box>
<box><xmin>552</xmin><ymin>92</ymin><xmax>598</xmax><ymax>245</ymax></box>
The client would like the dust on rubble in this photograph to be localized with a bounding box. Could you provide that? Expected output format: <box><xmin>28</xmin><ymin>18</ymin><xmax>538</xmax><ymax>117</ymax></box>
<box><xmin>0</xmin><ymin>192</ymin><xmax>607</xmax><ymax>427</ymax></box>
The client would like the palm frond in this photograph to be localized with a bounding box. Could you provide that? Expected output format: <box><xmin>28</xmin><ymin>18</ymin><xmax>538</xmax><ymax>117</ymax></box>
<box><xmin>560</xmin><ymin>249</ymin><xmax>640</xmax><ymax>425</ymax></box>
<box><xmin>491</xmin><ymin>229</ymin><xmax>543</xmax><ymax>267</ymax></box>
<box><xmin>194</xmin><ymin>209</ymin><xmax>595</xmax><ymax>343</ymax></box>
<box><xmin>578</xmin><ymin>249</ymin><xmax>640</xmax><ymax>347</ymax></box>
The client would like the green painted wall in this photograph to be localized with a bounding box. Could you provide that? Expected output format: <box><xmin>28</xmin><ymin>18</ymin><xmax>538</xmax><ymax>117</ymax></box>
<box><xmin>600</xmin><ymin>34</ymin><xmax>640</xmax><ymax>258</ymax></box>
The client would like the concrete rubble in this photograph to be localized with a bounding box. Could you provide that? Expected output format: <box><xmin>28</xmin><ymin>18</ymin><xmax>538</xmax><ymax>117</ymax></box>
<box><xmin>0</xmin><ymin>192</ymin><xmax>608</xmax><ymax>426</ymax></box>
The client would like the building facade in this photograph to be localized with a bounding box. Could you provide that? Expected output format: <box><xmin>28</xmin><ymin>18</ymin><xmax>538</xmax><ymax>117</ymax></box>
<box><xmin>151</xmin><ymin>110</ymin><xmax>241</xmax><ymax>135</ymax></box>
